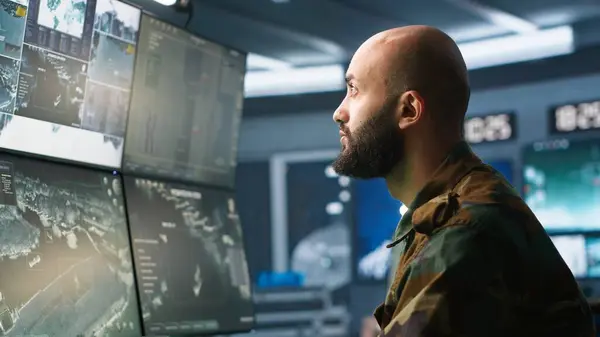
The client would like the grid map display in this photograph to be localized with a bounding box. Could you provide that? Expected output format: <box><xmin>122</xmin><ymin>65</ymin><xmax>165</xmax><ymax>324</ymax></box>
<box><xmin>123</xmin><ymin>15</ymin><xmax>246</xmax><ymax>188</ymax></box>
<box><xmin>124</xmin><ymin>177</ymin><xmax>254</xmax><ymax>335</ymax></box>
<box><xmin>0</xmin><ymin>0</ymin><xmax>140</xmax><ymax>168</ymax></box>
<box><xmin>0</xmin><ymin>153</ymin><xmax>141</xmax><ymax>336</ymax></box>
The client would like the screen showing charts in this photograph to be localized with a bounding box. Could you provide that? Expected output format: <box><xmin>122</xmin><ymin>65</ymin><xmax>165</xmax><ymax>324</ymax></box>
<box><xmin>353</xmin><ymin>160</ymin><xmax>513</xmax><ymax>282</ymax></box>
<box><xmin>0</xmin><ymin>153</ymin><xmax>141</xmax><ymax>336</ymax></box>
<box><xmin>551</xmin><ymin>234</ymin><xmax>600</xmax><ymax>278</ymax></box>
<box><xmin>523</xmin><ymin>139</ymin><xmax>600</xmax><ymax>233</ymax></box>
<box><xmin>123</xmin><ymin>15</ymin><xmax>247</xmax><ymax>188</ymax></box>
<box><xmin>0</xmin><ymin>0</ymin><xmax>140</xmax><ymax>168</ymax></box>
<box><xmin>124</xmin><ymin>177</ymin><xmax>254</xmax><ymax>335</ymax></box>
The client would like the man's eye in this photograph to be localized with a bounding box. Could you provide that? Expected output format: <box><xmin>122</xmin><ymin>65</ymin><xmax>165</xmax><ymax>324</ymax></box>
<box><xmin>348</xmin><ymin>84</ymin><xmax>357</xmax><ymax>95</ymax></box>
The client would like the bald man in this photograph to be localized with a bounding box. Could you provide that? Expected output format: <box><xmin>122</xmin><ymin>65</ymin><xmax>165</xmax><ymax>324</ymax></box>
<box><xmin>332</xmin><ymin>26</ymin><xmax>594</xmax><ymax>337</ymax></box>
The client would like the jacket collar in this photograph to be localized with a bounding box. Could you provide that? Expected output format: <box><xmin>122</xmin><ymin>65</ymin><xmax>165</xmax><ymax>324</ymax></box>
<box><xmin>387</xmin><ymin>141</ymin><xmax>483</xmax><ymax>247</ymax></box>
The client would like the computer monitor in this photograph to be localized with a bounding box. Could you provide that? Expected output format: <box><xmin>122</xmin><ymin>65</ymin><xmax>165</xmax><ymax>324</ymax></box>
<box><xmin>124</xmin><ymin>177</ymin><xmax>254</xmax><ymax>335</ymax></box>
<box><xmin>550</xmin><ymin>233</ymin><xmax>600</xmax><ymax>279</ymax></box>
<box><xmin>550</xmin><ymin>234</ymin><xmax>588</xmax><ymax>278</ymax></box>
<box><xmin>523</xmin><ymin>139</ymin><xmax>600</xmax><ymax>233</ymax></box>
<box><xmin>353</xmin><ymin>178</ymin><xmax>402</xmax><ymax>283</ymax></box>
<box><xmin>123</xmin><ymin>15</ymin><xmax>247</xmax><ymax>188</ymax></box>
<box><xmin>487</xmin><ymin>159</ymin><xmax>513</xmax><ymax>184</ymax></box>
<box><xmin>353</xmin><ymin>159</ymin><xmax>514</xmax><ymax>283</ymax></box>
<box><xmin>1</xmin><ymin>0</ymin><xmax>140</xmax><ymax>168</ymax></box>
<box><xmin>0</xmin><ymin>152</ymin><xmax>141</xmax><ymax>336</ymax></box>
<box><xmin>286</xmin><ymin>161</ymin><xmax>352</xmax><ymax>289</ymax></box>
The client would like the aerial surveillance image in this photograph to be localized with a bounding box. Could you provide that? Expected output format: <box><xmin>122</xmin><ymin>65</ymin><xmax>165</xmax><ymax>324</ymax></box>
<box><xmin>0</xmin><ymin>55</ymin><xmax>18</xmax><ymax>113</ymax></box>
<box><xmin>0</xmin><ymin>153</ymin><xmax>142</xmax><ymax>337</ymax></box>
<box><xmin>88</xmin><ymin>32</ymin><xmax>136</xmax><ymax>89</ymax></box>
<box><xmin>81</xmin><ymin>80</ymin><xmax>129</xmax><ymax>137</ymax></box>
<box><xmin>93</xmin><ymin>0</ymin><xmax>140</xmax><ymax>43</ymax></box>
<box><xmin>16</xmin><ymin>44</ymin><xmax>86</xmax><ymax>127</ymax></box>
<box><xmin>0</xmin><ymin>0</ymin><xmax>27</xmax><ymax>60</ymax></box>
<box><xmin>37</xmin><ymin>0</ymin><xmax>88</xmax><ymax>38</ymax></box>
<box><xmin>124</xmin><ymin>178</ymin><xmax>254</xmax><ymax>335</ymax></box>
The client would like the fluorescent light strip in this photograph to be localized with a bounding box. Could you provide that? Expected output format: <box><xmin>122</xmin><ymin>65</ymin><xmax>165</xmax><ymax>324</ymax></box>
<box><xmin>244</xmin><ymin>25</ymin><xmax>574</xmax><ymax>97</ymax></box>
<box><xmin>460</xmin><ymin>25</ymin><xmax>574</xmax><ymax>70</ymax></box>
<box><xmin>244</xmin><ymin>64</ymin><xmax>345</xmax><ymax>98</ymax></box>
<box><xmin>153</xmin><ymin>0</ymin><xmax>177</xmax><ymax>6</ymax></box>
<box><xmin>246</xmin><ymin>53</ymin><xmax>292</xmax><ymax>71</ymax></box>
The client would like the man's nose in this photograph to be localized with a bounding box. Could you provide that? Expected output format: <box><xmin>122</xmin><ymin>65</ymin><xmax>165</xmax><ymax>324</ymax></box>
<box><xmin>333</xmin><ymin>98</ymin><xmax>348</xmax><ymax>124</ymax></box>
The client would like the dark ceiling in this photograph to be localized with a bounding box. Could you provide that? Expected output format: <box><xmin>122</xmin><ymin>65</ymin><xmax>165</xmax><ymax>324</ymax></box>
<box><xmin>137</xmin><ymin>0</ymin><xmax>600</xmax><ymax>67</ymax></box>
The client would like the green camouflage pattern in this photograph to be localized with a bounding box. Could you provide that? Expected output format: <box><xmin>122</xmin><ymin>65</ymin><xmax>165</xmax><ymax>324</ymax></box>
<box><xmin>375</xmin><ymin>141</ymin><xmax>595</xmax><ymax>337</ymax></box>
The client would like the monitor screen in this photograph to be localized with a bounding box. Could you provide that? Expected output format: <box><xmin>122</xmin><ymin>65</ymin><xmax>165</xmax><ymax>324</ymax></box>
<box><xmin>0</xmin><ymin>0</ymin><xmax>140</xmax><ymax>168</ymax></box>
<box><xmin>550</xmin><ymin>234</ymin><xmax>600</xmax><ymax>279</ymax></box>
<box><xmin>123</xmin><ymin>15</ymin><xmax>246</xmax><ymax>187</ymax></box>
<box><xmin>487</xmin><ymin>159</ymin><xmax>513</xmax><ymax>183</ymax></box>
<box><xmin>551</xmin><ymin>234</ymin><xmax>588</xmax><ymax>278</ymax></box>
<box><xmin>0</xmin><ymin>153</ymin><xmax>141</xmax><ymax>336</ymax></box>
<box><xmin>353</xmin><ymin>160</ymin><xmax>513</xmax><ymax>282</ymax></box>
<box><xmin>286</xmin><ymin>161</ymin><xmax>352</xmax><ymax>289</ymax></box>
<box><xmin>124</xmin><ymin>177</ymin><xmax>254</xmax><ymax>335</ymax></box>
<box><xmin>523</xmin><ymin>139</ymin><xmax>600</xmax><ymax>233</ymax></box>
<box><xmin>353</xmin><ymin>178</ymin><xmax>402</xmax><ymax>282</ymax></box>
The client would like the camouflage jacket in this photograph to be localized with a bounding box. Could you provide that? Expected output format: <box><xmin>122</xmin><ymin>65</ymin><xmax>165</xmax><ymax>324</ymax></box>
<box><xmin>375</xmin><ymin>141</ymin><xmax>594</xmax><ymax>337</ymax></box>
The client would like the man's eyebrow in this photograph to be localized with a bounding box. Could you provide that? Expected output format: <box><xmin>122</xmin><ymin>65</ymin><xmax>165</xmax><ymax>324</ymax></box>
<box><xmin>345</xmin><ymin>74</ymin><xmax>355</xmax><ymax>83</ymax></box>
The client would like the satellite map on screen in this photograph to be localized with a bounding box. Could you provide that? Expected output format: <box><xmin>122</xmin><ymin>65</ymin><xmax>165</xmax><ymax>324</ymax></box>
<box><xmin>0</xmin><ymin>154</ymin><xmax>141</xmax><ymax>337</ymax></box>
<box><xmin>125</xmin><ymin>177</ymin><xmax>254</xmax><ymax>335</ymax></box>
<box><xmin>0</xmin><ymin>0</ymin><xmax>27</xmax><ymax>60</ymax></box>
<box><xmin>0</xmin><ymin>55</ymin><xmax>19</xmax><ymax>114</ymax></box>
<box><xmin>0</xmin><ymin>0</ymin><xmax>140</xmax><ymax>168</ymax></box>
<box><xmin>37</xmin><ymin>0</ymin><xmax>88</xmax><ymax>38</ymax></box>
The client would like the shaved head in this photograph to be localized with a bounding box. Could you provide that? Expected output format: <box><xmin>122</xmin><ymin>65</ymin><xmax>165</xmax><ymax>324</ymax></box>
<box><xmin>332</xmin><ymin>25</ymin><xmax>470</xmax><ymax>179</ymax></box>
<box><xmin>359</xmin><ymin>25</ymin><xmax>469</xmax><ymax>124</ymax></box>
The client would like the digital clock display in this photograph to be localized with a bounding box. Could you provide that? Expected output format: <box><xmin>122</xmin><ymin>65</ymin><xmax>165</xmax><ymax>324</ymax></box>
<box><xmin>464</xmin><ymin>112</ymin><xmax>516</xmax><ymax>144</ymax></box>
<box><xmin>550</xmin><ymin>100</ymin><xmax>600</xmax><ymax>134</ymax></box>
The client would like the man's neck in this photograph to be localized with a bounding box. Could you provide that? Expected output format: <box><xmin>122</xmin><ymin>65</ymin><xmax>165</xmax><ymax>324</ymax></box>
<box><xmin>385</xmin><ymin>138</ymin><xmax>461</xmax><ymax>206</ymax></box>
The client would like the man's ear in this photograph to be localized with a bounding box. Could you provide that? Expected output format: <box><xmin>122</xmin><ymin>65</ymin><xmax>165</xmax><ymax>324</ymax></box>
<box><xmin>397</xmin><ymin>90</ymin><xmax>424</xmax><ymax>130</ymax></box>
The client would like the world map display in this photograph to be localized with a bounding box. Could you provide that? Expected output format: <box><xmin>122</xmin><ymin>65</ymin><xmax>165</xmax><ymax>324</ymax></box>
<box><xmin>37</xmin><ymin>0</ymin><xmax>87</xmax><ymax>38</ymax></box>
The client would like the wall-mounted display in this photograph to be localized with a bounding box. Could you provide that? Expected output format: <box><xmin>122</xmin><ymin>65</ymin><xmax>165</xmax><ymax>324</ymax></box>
<box><xmin>0</xmin><ymin>152</ymin><xmax>141</xmax><ymax>336</ymax></box>
<box><xmin>551</xmin><ymin>233</ymin><xmax>600</xmax><ymax>279</ymax></box>
<box><xmin>124</xmin><ymin>177</ymin><xmax>254</xmax><ymax>335</ymax></box>
<box><xmin>286</xmin><ymin>160</ymin><xmax>352</xmax><ymax>290</ymax></box>
<box><xmin>523</xmin><ymin>138</ymin><xmax>600</xmax><ymax>233</ymax></box>
<box><xmin>123</xmin><ymin>15</ymin><xmax>247</xmax><ymax>187</ymax></box>
<box><xmin>464</xmin><ymin>111</ymin><xmax>516</xmax><ymax>145</ymax></box>
<box><xmin>0</xmin><ymin>0</ymin><xmax>141</xmax><ymax>168</ymax></box>
<box><xmin>549</xmin><ymin>100</ymin><xmax>600</xmax><ymax>134</ymax></box>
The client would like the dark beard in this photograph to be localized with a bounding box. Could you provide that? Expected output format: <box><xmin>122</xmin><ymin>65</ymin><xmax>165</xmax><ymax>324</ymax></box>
<box><xmin>331</xmin><ymin>101</ymin><xmax>404</xmax><ymax>179</ymax></box>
